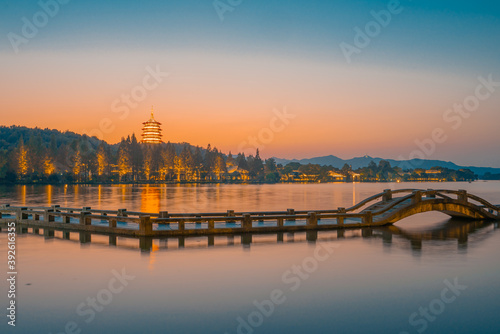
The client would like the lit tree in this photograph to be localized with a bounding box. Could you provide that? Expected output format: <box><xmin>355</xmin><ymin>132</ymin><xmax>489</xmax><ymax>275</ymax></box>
<box><xmin>192</xmin><ymin>146</ymin><xmax>204</xmax><ymax>181</ymax></box>
<box><xmin>43</xmin><ymin>154</ymin><xmax>55</xmax><ymax>176</ymax></box>
<box><xmin>213</xmin><ymin>155</ymin><xmax>226</xmax><ymax>181</ymax></box>
<box><xmin>129</xmin><ymin>134</ymin><xmax>143</xmax><ymax>181</ymax></box>
<box><xmin>180</xmin><ymin>145</ymin><xmax>193</xmax><ymax>180</ymax></box>
<box><xmin>118</xmin><ymin>141</ymin><xmax>132</xmax><ymax>181</ymax></box>
<box><xmin>143</xmin><ymin>146</ymin><xmax>153</xmax><ymax>180</ymax></box>
<box><xmin>159</xmin><ymin>142</ymin><xmax>175</xmax><ymax>180</ymax></box>
<box><xmin>174</xmin><ymin>155</ymin><xmax>182</xmax><ymax>182</ymax></box>
<box><xmin>73</xmin><ymin>150</ymin><xmax>82</xmax><ymax>179</ymax></box>
<box><xmin>16</xmin><ymin>136</ymin><xmax>29</xmax><ymax>177</ymax></box>
<box><xmin>96</xmin><ymin>143</ymin><xmax>108</xmax><ymax>176</ymax></box>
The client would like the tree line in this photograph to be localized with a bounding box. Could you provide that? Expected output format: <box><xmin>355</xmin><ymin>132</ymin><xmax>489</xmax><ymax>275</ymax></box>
<box><xmin>0</xmin><ymin>126</ymin><xmax>477</xmax><ymax>184</ymax></box>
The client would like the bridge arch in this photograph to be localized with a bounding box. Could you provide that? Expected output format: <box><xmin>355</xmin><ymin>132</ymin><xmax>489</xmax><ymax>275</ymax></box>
<box><xmin>362</xmin><ymin>189</ymin><xmax>500</xmax><ymax>225</ymax></box>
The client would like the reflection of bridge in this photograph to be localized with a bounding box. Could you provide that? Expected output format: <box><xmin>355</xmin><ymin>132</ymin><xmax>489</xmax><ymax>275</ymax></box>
<box><xmin>0</xmin><ymin>189</ymin><xmax>498</xmax><ymax>238</ymax></box>
<box><xmin>2</xmin><ymin>217</ymin><xmax>498</xmax><ymax>255</ymax></box>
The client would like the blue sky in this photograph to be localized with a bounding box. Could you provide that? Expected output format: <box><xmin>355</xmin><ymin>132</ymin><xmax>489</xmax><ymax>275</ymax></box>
<box><xmin>2</xmin><ymin>0</ymin><xmax>499</xmax><ymax>70</ymax></box>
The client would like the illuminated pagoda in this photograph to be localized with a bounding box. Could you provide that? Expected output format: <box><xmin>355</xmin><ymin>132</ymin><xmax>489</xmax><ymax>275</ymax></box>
<box><xmin>141</xmin><ymin>106</ymin><xmax>163</xmax><ymax>144</ymax></box>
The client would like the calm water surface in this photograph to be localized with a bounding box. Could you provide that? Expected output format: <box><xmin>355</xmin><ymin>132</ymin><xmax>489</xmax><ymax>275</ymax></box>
<box><xmin>1</xmin><ymin>182</ymin><xmax>499</xmax><ymax>334</ymax></box>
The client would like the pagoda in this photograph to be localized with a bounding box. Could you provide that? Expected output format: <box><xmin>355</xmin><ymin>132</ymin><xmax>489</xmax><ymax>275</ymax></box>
<box><xmin>141</xmin><ymin>106</ymin><xmax>163</xmax><ymax>144</ymax></box>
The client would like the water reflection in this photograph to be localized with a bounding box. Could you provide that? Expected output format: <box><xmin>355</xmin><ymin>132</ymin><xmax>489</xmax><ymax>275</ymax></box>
<box><xmin>9</xmin><ymin>219</ymin><xmax>498</xmax><ymax>257</ymax></box>
<box><xmin>1</xmin><ymin>182</ymin><xmax>499</xmax><ymax>215</ymax></box>
<box><xmin>140</xmin><ymin>185</ymin><xmax>161</xmax><ymax>213</ymax></box>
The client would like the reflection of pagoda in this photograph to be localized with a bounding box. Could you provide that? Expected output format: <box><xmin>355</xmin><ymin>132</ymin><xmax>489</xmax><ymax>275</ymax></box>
<box><xmin>141</xmin><ymin>106</ymin><xmax>163</xmax><ymax>144</ymax></box>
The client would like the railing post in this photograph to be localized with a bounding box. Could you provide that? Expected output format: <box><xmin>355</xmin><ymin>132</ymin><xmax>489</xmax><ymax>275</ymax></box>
<box><xmin>412</xmin><ymin>191</ymin><xmax>422</xmax><ymax>205</ymax></box>
<box><xmin>178</xmin><ymin>220</ymin><xmax>185</xmax><ymax>231</ymax></box>
<box><xmin>51</xmin><ymin>205</ymin><xmax>60</xmax><ymax>212</ymax></box>
<box><xmin>109</xmin><ymin>218</ymin><xmax>117</xmax><ymax>228</ymax></box>
<box><xmin>117</xmin><ymin>209</ymin><xmax>128</xmax><ymax>217</ymax></box>
<box><xmin>362</xmin><ymin>210</ymin><xmax>373</xmax><ymax>224</ymax></box>
<box><xmin>195</xmin><ymin>215</ymin><xmax>202</xmax><ymax>226</ymax></box>
<box><xmin>44</xmin><ymin>209</ymin><xmax>55</xmax><ymax>222</ymax></box>
<box><xmin>458</xmin><ymin>189</ymin><xmax>468</xmax><ymax>204</ymax></box>
<box><xmin>0</xmin><ymin>204</ymin><xmax>9</xmax><ymax>219</ymax></box>
<box><xmin>208</xmin><ymin>219</ymin><xmax>215</xmax><ymax>231</ymax></box>
<box><xmin>63</xmin><ymin>210</ymin><xmax>72</xmax><ymax>223</ymax></box>
<box><xmin>426</xmin><ymin>189</ymin><xmax>436</xmax><ymax>198</ymax></box>
<box><xmin>79</xmin><ymin>211</ymin><xmax>91</xmax><ymax>226</ymax></box>
<box><xmin>159</xmin><ymin>211</ymin><xmax>169</xmax><ymax>225</ymax></box>
<box><xmin>337</xmin><ymin>207</ymin><xmax>345</xmax><ymax>225</ymax></box>
<box><xmin>307</xmin><ymin>212</ymin><xmax>318</xmax><ymax>226</ymax></box>
<box><xmin>139</xmin><ymin>216</ymin><xmax>153</xmax><ymax>236</ymax></box>
<box><xmin>16</xmin><ymin>208</ymin><xmax>28</xmax><ymax>220</ymax></box>
<box><xmin>227</xmin><ymin>209</ymin><xmax>236</xmax><ymax>223</ymax></box>
<box><xmin>242</xmin><ymin>213</ymin><xmax>252</xmax><ymax>230</ymax></box>
<box><xmin>277</xmin><ymin>217</ymin><xmax>284</xmax><ymax>227</ymax></box>
<box><xmin>287</xmin><ymin>208</ymin><xmax>295</xmax><ymax>221</ymax></box>
<box><xmin>382</xmin><ymin>189</ymin><xmax>392</xmax><ymax>202</ymax></box>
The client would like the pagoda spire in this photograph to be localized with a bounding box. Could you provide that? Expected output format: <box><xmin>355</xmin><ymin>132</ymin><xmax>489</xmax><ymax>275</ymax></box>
<box><xmin>151</xmin><ymin>105</ymin><xmax>154</xmax><ymax>119</ymax></box>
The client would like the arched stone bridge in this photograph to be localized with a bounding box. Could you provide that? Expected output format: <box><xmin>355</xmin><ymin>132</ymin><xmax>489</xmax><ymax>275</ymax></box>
<box><xmin>350</xmin><ymin>189</ymin><xmax>500</xmax><ymax>225</ymax></box>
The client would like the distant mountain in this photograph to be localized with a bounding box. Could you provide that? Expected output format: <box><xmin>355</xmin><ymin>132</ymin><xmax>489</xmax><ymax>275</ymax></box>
<box><xmin>272</xmin><ymin>155</ymin><xmax>500</xmax><ymax>178</ymax></box>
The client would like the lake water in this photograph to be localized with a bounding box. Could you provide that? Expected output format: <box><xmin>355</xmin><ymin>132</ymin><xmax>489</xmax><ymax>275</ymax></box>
<box><xmin>1</xmin><ymin>181</ymin><xmax>500</xmax><ymax>334</ymax></box>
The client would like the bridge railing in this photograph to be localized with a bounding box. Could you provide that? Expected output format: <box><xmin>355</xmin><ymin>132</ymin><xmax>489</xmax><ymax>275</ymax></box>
<box><xmin>1</xmin><ymin>189</ymin><xmax>498</xmax><ymax>235</ymax></box>
<box><xmin>364</xmin><ymin>189</ymin><xmax>500</xmax><ymax>220</ymax></box>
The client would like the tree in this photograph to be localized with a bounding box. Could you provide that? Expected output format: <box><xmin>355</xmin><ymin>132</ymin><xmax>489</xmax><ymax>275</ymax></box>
<box><xmin>192</xmin><ymin>146</ymin><xmax>204</xmax><ymax>181</ymax></box>
<box><xmin>16</xmin><ymin>136</ymin><xmax>29</xmax><ymax>178</ymax></box>
<box><xmin>142</xmin><ymin>146</ymin><xmax>153</xmax><ymax>180</ymax></box>
<box><xmin>249</xmin><ymin>149</ymin><xmax>264</xmax><ymax>178</ymax></box>
<box><xmin>72</xmin><ymin>150</ymin><xmax>82</xmax><ymax>179</ymax></box>
<box><xmin>117</xmin><ymin>139</ymin><xmax>131</xmax><ymax>181</ymax></box>
<box><xmin>96</xmin><ymin>143</ymin><xmax>108</xmax><ymax>177</ymax></box>
<box><xmin>174</xmin><ymin>155</ymin><xmax>182</xmax><ymax>182</ymax></box>
<box><xmin>203</xmin><ymin>144</ymin><xmax>216</xmax><ymax>178</ymax></box>
<box><xmin>129</xmin><ymin>134</ymin><xmax>143</xmax><ymax>181</ymax></box>
<box><xmin>180</xmin><ymin>145</ymin><xmax>194</xmax><ymax>180</ymax></box>
<box><xmin>264</xmin><ymin>158</ymin><xmax>277</xmax><ymax>173</ymax></box>
<box><xmin>43</xmin><ymin>153</ymin><xmax>55</xmax><ymax>176</ymax></box>
<box><xmin>236</xmin><ymin>153</ymin><xmax>249</xmax><ymax>170</ymax></box>
<box><xmin>159</xmin><ymin>142</ymin><xmax>176</xmax><ymax>180</ymax></box>
<box><xmin>213</xmin><ymin>155</ymin><xmax>227</xmax><ymax>180</ymax></box>
<box><xmin>226</xmin><ymin>152</ymin><xmax>236</xmax><ymax>167</ymax></box>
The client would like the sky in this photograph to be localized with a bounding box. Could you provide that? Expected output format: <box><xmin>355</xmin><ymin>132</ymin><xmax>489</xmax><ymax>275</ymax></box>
<box><xmin>0</xmin><ymin>0</ymin><xmax>499</xmax><ymax>167</ymax></box>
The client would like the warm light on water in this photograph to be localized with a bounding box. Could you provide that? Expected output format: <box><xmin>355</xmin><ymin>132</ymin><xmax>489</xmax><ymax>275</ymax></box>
<box><xmin>1</xmin><ymin>182</ymin><xmax>499</xmax><ymax>334</ymax></box>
